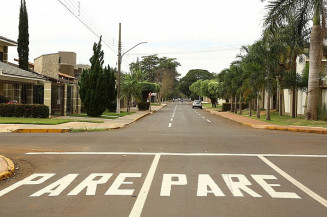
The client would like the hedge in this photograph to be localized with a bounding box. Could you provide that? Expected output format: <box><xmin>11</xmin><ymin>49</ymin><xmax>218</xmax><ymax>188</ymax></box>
<box><xmin>222</xmin><ymin>103</ymin><xmax>248</xmax><ymax>112</ymax></box>
<box><xmin>0</xmin><ymin>104</ymin><xmax>49</xmax><ymax>118</ymax></box>
<box><xmin>138</xmin><ymin>102</ymin><xmax>150</xmax><ymax>111</ymax></box>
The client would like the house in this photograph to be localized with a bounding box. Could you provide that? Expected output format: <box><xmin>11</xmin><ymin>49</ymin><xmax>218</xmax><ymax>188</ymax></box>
<box><xmin>283</xmin><ymin>55</ymin><xmax>327</xmax><ymax>117</ymax></box>
<box><xmin>0</xmin><ymin>36</ymin><xmax>45</xmax><ymax>104</ymax></box>
<box><xmin>34</xmin><ymin>51</ymin><xmax>85</xmax><ymax>116</ymax></box>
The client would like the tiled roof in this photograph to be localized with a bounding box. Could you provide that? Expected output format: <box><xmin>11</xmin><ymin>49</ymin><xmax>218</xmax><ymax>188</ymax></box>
<box><xmin>59</xmin><ymin>72</ymin><xmax>75</xmax><ymax>79</ymax></box>
<box><xmin>0</xmin><ymin>62</ymin><xmax>44</xmax><ymax>80</ymax></box>
<box><xmin>0</xmin><ymin>36</ymin><xmax>17</xmax><ymax>46</ymax></box>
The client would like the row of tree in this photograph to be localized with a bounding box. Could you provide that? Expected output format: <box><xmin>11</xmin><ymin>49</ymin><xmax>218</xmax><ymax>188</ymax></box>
<box><xmin>187</xmin><ymin>0</ymin><xmax>327</xmax><ymax>121</ymax></box>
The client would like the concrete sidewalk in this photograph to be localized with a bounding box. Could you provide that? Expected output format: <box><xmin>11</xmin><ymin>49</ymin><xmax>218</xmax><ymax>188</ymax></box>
<box><xmin>0</xmin><ymin>104</ymin><xmax>167</xmax><ymax>133</ymax></box>
<box><xmin>204</xmin><ymin>108</ymin><xmax>327</xmax><ymax>134</ymax></box>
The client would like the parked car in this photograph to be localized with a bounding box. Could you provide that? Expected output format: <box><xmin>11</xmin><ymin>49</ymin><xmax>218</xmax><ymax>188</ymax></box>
<box><xmin>192</xmin><ymin>100</ymin><xmax>202</xmax><ymax>109</ymax></box>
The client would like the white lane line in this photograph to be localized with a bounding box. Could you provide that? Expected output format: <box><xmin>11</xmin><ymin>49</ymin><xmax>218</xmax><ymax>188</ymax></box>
<box><xmin>26</xmin><ymin>152</ymin><xmax>327</xmax><ymax>158</ymax></box>
<box><xmin>129</xmin><ymin>154</ymin><xmax>161</xmax><ymax>217</ymax></box>
<box><xmin>206</xmin><ymin>119</ymin><xmax>211</xmax><ymax>123</ymax></box>
<box><xmin>168</xmin><ymin>123</ymin><xmax>172</xmax><ymax>128</ymax></box>
<box><xmin>258</xmin><ymin>155</ymin><xmax>327</xmax><ymax>208</ymax></box>
<box><xmin>202</xmin><ymin>116</ymin><xmax>205</xmax><ymax>119</ymax></box>
<box><xmin>170</xmin><ymin>118</ymin><xmax>173</xmax><ymax>122</ymax></box>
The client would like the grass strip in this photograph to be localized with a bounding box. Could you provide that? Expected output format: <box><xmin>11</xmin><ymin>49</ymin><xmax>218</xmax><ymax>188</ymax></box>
<box><xmin>238</xmin><ymin>111</ymin><xmax>327</xmax><ymax>128</ymax></box>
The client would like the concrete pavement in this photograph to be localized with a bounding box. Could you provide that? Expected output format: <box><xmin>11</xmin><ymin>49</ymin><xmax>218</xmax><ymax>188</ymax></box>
<box><xmin>0</xmin><ymin>104</ymin><xmax>166</xmax><ymax>133</ymax></box>
<box><xmin>204</xmin><ymin>108</ymin><xmax>327</xmax><ymax>134</ymax></box>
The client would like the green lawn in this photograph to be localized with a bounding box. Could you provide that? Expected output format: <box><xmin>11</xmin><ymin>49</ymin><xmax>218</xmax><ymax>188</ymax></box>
<box><xmin>70</xmin><ymin>111</ymin><xmax>134</xmax><ymax>119</ymax></box>
<box><xmin>202</xmin><ymin>103</ymin><xmax>222</xmax><ymax>111</ymax></box>
<box><xmin>239</xmin><ymin>110</ymin><xmax>327</xmax><ymax>128</ymax></box>
<box><xmin>0</xmin><ymin>117</ymin><xmax>103</xmax><ymax>125</ymax></box>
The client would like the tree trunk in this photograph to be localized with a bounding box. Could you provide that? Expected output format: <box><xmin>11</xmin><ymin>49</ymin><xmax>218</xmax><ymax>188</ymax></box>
<box><xmin>230</xmin><ymin>96</ymin><xmax>234</xmax><ymax>112</ymax></box>
<box><xmin>306</xmin><ymin>22</ymin><xmax>322</xmax><ymax>120</ymax></box>
<box><xmin>234</xmin><ymin>95</ymin><xmax>237</xmax><ymax>114</ymax></box>
<box><xmin>266</xmin><ymin>91</ymin><xmax>271</xmax><ymax>121</ymax></box>
<box><xmin>291</xmin><ymin>55</ymin><xmax>297</xmax><ymax>118</ymax></box>
<box><xmin>249</xmin><ymin>100</ymin><xmax>252</xmax><ymax>116</ymax></box>
<box><xmin>239</xmin><ymin>93</ymin><xmax>242</xmax><ymax>115</ymax></box>
<box><xmin>256</xmin><ymin>93</ymin><xmax>260</xmax><ymax>119</ymax></box>
<box><xmin>276</xmin><ymin>82</ymin><xmax>279</xmax><ymax>112</ymax></box>
<box><xmin>292</xmin><ymin>87</ymin><xmax>296</xmax><ymax>118</ymax></box>
<box><xmin>279</xmin><ymin>89</ymin><xmax>284</xmax><ymax>116</ymax></box>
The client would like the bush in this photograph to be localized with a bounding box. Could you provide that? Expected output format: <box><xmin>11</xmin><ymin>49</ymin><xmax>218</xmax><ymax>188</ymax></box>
<box><xmin>222</xmin><ymin>103</ymin><xmax>231</xmax><ymax>111</ymax></box>
<box><xmin>0</xmin><ymin>104</ymin><xmax>49</xmax><ymax>118</ymax></box>
<box><xmin>222</xmin><ymin>103</ymin><xmax>248</xmax><ymax>111</ymax></box>
<box><xmin>138</xmin><ymin>102</ymin><xmax>150</xmax><ymax>110</ymax></box>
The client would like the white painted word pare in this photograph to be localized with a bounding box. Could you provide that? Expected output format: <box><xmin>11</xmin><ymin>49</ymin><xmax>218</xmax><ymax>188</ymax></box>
<box><xmin>0</xmin><ymin>173</ymin><xmax>300</xmax><ymax>199</ymax></box>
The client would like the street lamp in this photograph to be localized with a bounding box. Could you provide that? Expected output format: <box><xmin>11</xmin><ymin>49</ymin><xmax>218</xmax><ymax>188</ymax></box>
<box><xmin>116</xmin><ymin>23</ymin><xmax>147</xmax><ymax>114</ymax></box>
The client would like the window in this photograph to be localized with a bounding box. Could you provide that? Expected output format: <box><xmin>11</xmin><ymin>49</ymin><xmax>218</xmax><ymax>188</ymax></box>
<box><xmin>59</xmin><ymin>57</ymin><xmax>61</xmax><ymax>63</ymax></box>
<box><xmin>0</xmin><ymin>52</ymin><xmax>3</xmax><ymax>62</ymax></box>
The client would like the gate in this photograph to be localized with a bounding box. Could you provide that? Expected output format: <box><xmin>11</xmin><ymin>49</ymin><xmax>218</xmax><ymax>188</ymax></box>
<box><xmin>51</xmin><ymin>84</ymin><xmax>64</xmax><ymax>116</ymax></box>
<box><xmin>66</xmin><ymin>85</ymin><xmax>73</xmax><ymax>115</ymax></box>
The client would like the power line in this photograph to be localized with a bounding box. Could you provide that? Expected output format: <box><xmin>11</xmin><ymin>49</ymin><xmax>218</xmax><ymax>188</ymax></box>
<box><xmin>68</xmin><ymin>0</ymin><xmax>116</xmax><ymax>44</ymax></box>
<box><xmin>57</xmin><ymin>0</ymin><xmax>117</xmax><ymax>54</ymax></box>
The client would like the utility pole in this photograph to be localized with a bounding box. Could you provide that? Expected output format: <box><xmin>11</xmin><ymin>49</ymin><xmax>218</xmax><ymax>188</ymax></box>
<box><xmin>116</xmin><ymin>23</ymin><xmax>122</xmax><ymax>114</ymax></box>
<box><xmin>116</xmin><ymin>23</ymin><xmax>147</xmax><ymax>114</ymax></box>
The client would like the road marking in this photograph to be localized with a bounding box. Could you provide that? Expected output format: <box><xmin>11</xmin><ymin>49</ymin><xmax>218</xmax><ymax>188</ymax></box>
<box><xmin>26</xmin><ymin>152</ymin><xmax>327</xmax><ymax>158</ymax></box>
<box><xmin>168</xmin><ymin>123</ymin><xmax>172</xmax><ymax>128</ymax></box>
<box><xmin>206</xmin><ymin>119</ymin><xmax>211</xmax><ymax>123</ymax></box>
<box><xmin>202</xmin><ymin>116</ymin><xmax>205</xmax><ymax>119</ymax></box>
<box><xmin>170</xmin><ymin>118</ymin><xmax>173</xmax><ymax>122</ymax></box>
<box><xmin>258</xmin><ymin>155</ymin><xmax>327</xmax><ymax>208</ymax></box>
<box><xmin>129</xmin><ymin>154</ymin><xmax>161</xmax><ymax>217</ymax></box>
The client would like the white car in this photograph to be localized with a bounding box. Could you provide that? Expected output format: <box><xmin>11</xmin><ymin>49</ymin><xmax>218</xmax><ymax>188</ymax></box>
<box><xmin>192</xmin><ymin>100</ymin><xmax>202</xmax><ymax>109</ymax></box>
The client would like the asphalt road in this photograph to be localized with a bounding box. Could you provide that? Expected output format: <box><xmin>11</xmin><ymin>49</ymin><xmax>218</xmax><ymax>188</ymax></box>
<box><xmin>0</xmin><ymin>102</ymin><xmax>326</xmax><ymax>217</ymax></box>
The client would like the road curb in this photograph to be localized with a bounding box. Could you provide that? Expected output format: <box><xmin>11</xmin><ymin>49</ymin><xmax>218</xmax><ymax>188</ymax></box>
<box><xmin>0</xmin><ymin>155</ymin><xmax>15</xmax><ymax>181</ymax></box>
<box><xmin>265</xmin><ymin>126</ymin><xmax>327</xmax><ymax>134</ymax></box>
<box><xmin>12</xmin><ymin>129</ymin><xmax>71</xmax><ymax>133</ymax></box>
<box><xmin>204</xmin><ymin>108</ymin><xmax>327</xmax><ymax>134</ymax></box>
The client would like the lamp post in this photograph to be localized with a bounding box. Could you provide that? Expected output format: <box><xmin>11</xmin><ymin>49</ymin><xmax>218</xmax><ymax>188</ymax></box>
<box><xmin>116</xmin><ymin>23</ymin><xmax>147</xmax><ymax>114</ymax></box>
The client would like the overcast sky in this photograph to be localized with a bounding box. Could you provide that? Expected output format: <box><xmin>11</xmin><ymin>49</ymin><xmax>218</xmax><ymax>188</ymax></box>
<box><xmin>1</xmin><ymin>0</ymin><xmax>267</xmax><ymax>77</ymax></box>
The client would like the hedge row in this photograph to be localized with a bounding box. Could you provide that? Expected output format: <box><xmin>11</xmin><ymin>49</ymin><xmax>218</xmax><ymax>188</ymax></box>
<box><xmin>0</xmin><ymin>104</ymin><xmax>49</xmax><ymax>118</ymax></box>
<box><xmin>138</xmin><ymin>102</ymin><xmax>150</xmax><ymax>111</ymax></box>
<box><xmin>222</xmin><ymin>103</ymin><xmax>249</xmax><ymax>112</ymax></box>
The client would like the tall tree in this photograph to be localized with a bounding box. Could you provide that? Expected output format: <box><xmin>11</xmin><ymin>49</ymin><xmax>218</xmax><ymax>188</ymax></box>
<box><xmin>17</xmin><ymin>0</ymin><xmax>29</xmax><ymax>70</ymax></box>
<box><xmin>263</xmin><ymin>0</ymin><xmax>326</xmax><ymax>120</ymax></box>
<box><xmin>79</xmin><ymin>37</ymin><xmax>106</xmax><ymax>116</ymax></box>
<box><xmin>178</xmin><ymin>69</ymin><xmax>214</xmax><ymax>98</ymax></box>
<box><xmin>104</xmin><ymin>66</ymin><xmax>117</xmax><ymax>112</ymax></box>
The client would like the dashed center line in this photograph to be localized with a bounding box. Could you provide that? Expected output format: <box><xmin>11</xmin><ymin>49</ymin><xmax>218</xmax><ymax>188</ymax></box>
<box><xmin>169</xmin><ymin>105</ymin><xmax>177</xmax><ymax>128</ymax></box>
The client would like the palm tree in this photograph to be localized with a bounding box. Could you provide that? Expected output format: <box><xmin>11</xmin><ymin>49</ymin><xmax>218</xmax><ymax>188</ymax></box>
<box><xmin>120</xmin><ymin>71</ymin><xmax>141</xmax><ymax>112</ymax></box>
<box><xmin>263</xmin><ymin>0</ymin><xmax>326</xmax><ymax>120</ymax></box>
<box><xmin>264</xmin><ymin>13</ymin><xmax>309</xmax><ymax>118</ymax></box>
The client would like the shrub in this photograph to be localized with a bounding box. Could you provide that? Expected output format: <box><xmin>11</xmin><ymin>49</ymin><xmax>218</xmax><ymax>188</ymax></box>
<box><xmin>0</xmin><ymin>104</ymin><xmax>49</xmax><ymax>118</ymax></box>
<box><xmin>222</xmin><ymin>103</ymin><xmax>248</xmax><ymax>111</ymax></box>
<box><xmin>138</xmin><ymin>102</ymin><xmax>150</xmax><ymax>110</ymax></box>
<box><xmin>222</xmin><ymin>103</ymin><xmax>231</xmax><ymax>111</ymax></box>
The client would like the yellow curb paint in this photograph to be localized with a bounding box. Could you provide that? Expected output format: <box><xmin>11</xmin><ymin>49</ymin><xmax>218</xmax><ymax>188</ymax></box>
<box><xmin>0</xmin><ymin>155</ymin><xmax>15</xmax><ymax>181</ymax></box>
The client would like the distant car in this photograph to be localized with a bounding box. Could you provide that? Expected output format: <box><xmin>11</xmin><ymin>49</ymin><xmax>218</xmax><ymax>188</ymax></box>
<box><xmin>192</xmin><ymin>100</ymin><xmax>202</xmax><ymax>109</ymax></box>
